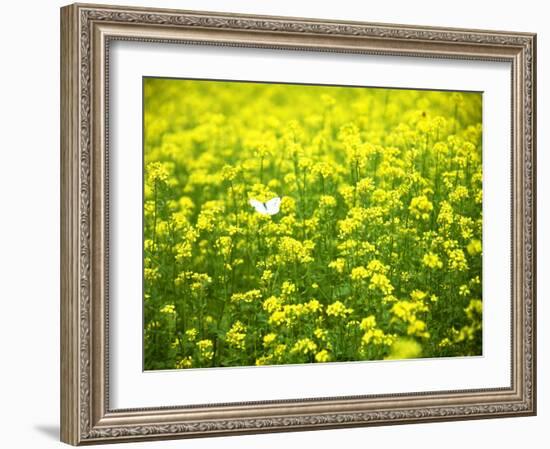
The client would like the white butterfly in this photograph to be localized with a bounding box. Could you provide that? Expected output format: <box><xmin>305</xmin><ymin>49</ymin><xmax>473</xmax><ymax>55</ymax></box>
<box><xmin>249</xmin><ymin>197</ymin><xmax>282</xmax><ymax>216</ymax></box>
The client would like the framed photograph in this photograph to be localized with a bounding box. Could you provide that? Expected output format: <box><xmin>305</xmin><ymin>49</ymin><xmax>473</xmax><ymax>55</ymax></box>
<box><xmin>60</xmin><ymin>3</ymin><xmax>537</xmax><ymax>445</ymax></box>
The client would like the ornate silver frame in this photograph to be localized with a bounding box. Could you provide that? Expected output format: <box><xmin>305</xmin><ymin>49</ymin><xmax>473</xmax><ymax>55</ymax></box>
<box><xmin>60</xmin><ymin>3</ymin><xmax>536</xmax><ymax>445</ymax></box>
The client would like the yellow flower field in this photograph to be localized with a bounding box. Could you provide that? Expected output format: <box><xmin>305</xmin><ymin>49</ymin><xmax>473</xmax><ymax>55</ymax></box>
<box><xmin>143</xmin><ymin>78</ymin><xmax>483</xmax><ymax>370</ymax></box>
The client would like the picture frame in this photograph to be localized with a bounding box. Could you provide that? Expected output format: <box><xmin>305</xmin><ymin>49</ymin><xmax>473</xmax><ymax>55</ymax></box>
<box><xmin>60</xmin><ymin>2</ymin><xmax>536</xmax><ymax>445</ymax></box>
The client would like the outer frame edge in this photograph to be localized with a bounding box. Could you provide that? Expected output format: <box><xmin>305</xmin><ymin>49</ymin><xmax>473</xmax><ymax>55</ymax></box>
<box><xmin>61</xmin><ymin>2</ymin><xmax>536</xmax><ymax>444</ymax></box>
<box><xmin>61</xmin><ymin>3</ymin><xmax>81</xmax><ymax>446</ymax></box>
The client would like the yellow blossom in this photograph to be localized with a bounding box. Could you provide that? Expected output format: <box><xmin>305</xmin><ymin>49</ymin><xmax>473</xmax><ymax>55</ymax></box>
<box><xmin>423</xmin><ymin>252</ymin><xmax>443</xmax><ymax>269</ymax></box>
<box><xmin>369</xmin><ymin>273</ymin><xmax>394</xmax><ymax>295</ymax></box>
<box><xmin>329</xmin><ymin>258</ymin><xmax>346</xmax><ymax>274</ymax></box>
<box><xmin>263</xmin><ymin>333</ymin><xmax>277</xmax><ymax>347</ymax></box>
<box><xmin>196</xmin><ymin>339</ymin><xmax>214</xmax><ymax>360</ymax></box>
<box><xmin>231</xmin><ymin>289</ymin><xmax>262</xmax><ymax>304</ymax></box>
<box><xmin>326</xmin><ymin>301</ymin><xmax>353</xmax><ymax>318</ymax></box>
<box><xmin>160</xmin><ymin>304</ymin><xmax>175</xmax><ymax>314</ymax></box>
<box><xmin>185</xmin><ymin>328</ymin><xmax>198</xmax><ymax>341</ymax></box>
<box><xmin>409</xmin><ymin>195</ymin><xmax>433</xmax><ymax>220</ymax></box>
<box><xmin>315</xmin><ymin>349</ymin><xmax>331</xmax><ymax>363</ymax></box>
<box><xmin>291</xmin><ymin>338</ymin><xmax>317</xmax><ymax>355</ymax></box>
